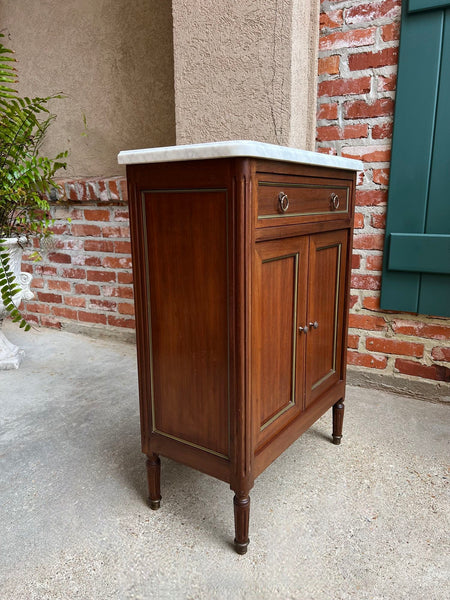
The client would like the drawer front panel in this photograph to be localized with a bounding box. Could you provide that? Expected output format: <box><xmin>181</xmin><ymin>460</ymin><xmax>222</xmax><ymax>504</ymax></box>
<box><xmin>257</xmin><ymin>180</ymin><xmax>350</xmax><ymax>226</ymax></box>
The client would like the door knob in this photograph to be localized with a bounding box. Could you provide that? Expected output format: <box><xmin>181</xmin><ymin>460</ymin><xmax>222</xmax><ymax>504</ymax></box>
<box><xmin>298</xmin><ymin>325</ymin><xmax>309</xmax><ymax>334</ymax></box>
<box><xmin>309</xmin><ymin>321</ymin><xmax>319</xmax><ymax>329</ymax></box>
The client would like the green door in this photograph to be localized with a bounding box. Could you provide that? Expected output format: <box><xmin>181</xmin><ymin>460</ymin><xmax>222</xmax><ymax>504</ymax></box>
<box><xmin>381</xmin><ymin>0</ymin><xmax>450</xmax><ymax>318</ymax></box>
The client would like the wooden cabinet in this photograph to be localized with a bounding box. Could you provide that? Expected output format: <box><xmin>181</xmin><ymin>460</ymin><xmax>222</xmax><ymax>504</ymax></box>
<box><xmin>121</xmin><ymin>142</ymin><xmax>360</xmax><ymax>554</ymax></box>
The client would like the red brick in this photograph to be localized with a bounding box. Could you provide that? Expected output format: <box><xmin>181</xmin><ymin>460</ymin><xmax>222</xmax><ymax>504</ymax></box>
<box><xmin>378</xmin><ymin>73</ymin><xmax>397</xmax><ymax>92</ymax></box>
<box><xmin>108</xmin><ymin>315</ymin><xmax>135</xmax><ymax>329</ymax></box>
<box><xmin>102</xmin><ymin>256</ymin><xmax>133</xmax><ymax>269</ymax></box>
<box><xmin>87</xmin><ymin>270</ymin><xmax>116</xmax><ymax>283</ymax></box>
<box><xmin>366</xmin><ymin>254</ymin><xmax>383</xmax><ymax>271</ymax></box>
<box><xmin>52</xmin><ymin>306</ymin><xmax>78</xmax><ymax>320</ymax></box>
<box><xmin>344</xmin><ymin>124</ymin><xmax>369</xmax><ymax>139</ymax></box>
<box><xmin>342</xmin><ymin>146</ymin><xmax>391</xmax><ymax>162</ymax></box>
<box><xmin>372</xmin><ymin>168</ymin><xmax>390</xmax><ymax>186</ymax></box>
<box><xmin>319</xmin><ymin>76</ymin><xmax>371</xmax><ymax>98</ymax></box>
<box><xmin>318</xmin><ymin>55</ymin><xmax>340</xmax><ymax>75</ymax></box>
<box><xmin>55</xmin><ymin>239</ymin><xmax>83</xmax><ymax>251</ymax></box>
<box><xmin>356</xmin><ymin>190</ymin><xmax>387</xmax><ymax>206</ymax></box>
<box><xmin>354</xmin><ymin>212</ymin><xmax>364</xmax><ymax>229</ymax></box>
<box><xmin>382</xmin><ymin>22</ymin><xmax>400</xmax><ymax>42</ymax></box>
<box><xmin>86</xmin><ymin>180</ymin><xmax>101</xmax><ymax>200</ymax></box>
<box><xmin>431</xmin><ymin>346</ymin><xmax>450</xmax><ymax>362</ymax></box>
<box><xmin>108</xmin><ymin>179</ymin><xmax>121</xmax><ymax>199</ymax></box>
<box><xmin>102</xmin><ymin>226</ymin><xmax>130</xmax><ymax>238</ymax></box>
<box><xmin>90</xmin><ymin>299</ymin><xmax>117</xmax><ymax>312</ymax></box>
<box><xmin>118</xmin><ymin>272</ymin><xmax>133</xmax><ymax>284</ymax></box>
<box><xmin>64</xmin><ymin>296</ymin><xmax>86</xmax><ymax>307</ymax></box>
<box><xmin>74</xmin><ymin>283</ymin><xmax>101</xmax><ymax>295</ymax></box>
<box><xmin>372</xmin><ymin>122</ymin><xmax>393</xmax><ymax>139</ymax></box>
<box><xmin>118</xmin><ymin>302</ymin><xmax>135</xmax><ymax>316</ymax></box>
<box><xmin>31</xmin><ymin>277</ymin><xmax>45</xmax><ymax>289</ymax></box>
<box><xmin>317</xmin><ymin>126</ymin><xmax>340</xmax><ymax>142</ymax></box>
<box><xmin>352</xmin><ymin>254</ymin><xmax>361</xmax><ymax>269</ymax></box>
<box><xmin>344</xmin><ymin>98</ymin><xmax>395</xmax><ymax>119</ymax></box>
<box><xmin>353</xmin><ymin>233</ymin><xmax>384</xmax><ymax>250</ymax></box>
<box><xmin>37</xmin><ymin>292</ymin><xmax>62</xmax><ymax>304</ymax></box>
<box><xmin>46</xmin><ymin>252</ymin><xmax>71</xmax><ymax>264</ymax></box>
<box><xmin>84</xmin><ymin>256</ymin><xmax>102</xmax><ymax>267</ymax></box>
<box><xmin>348</xmin><ymin>334</ymin><xmax>359</xmax><ymax>349</ymax></box>
<box><xmin>351</xmin><ymin>274</ymin><xmax>382</xmax><ymax>290</ymax></box>
<box><xmin>320</xmin><ymin>27</ymin><xmax>376</xmax><ymax>51</ymax></box>
<box><xmin>40</xmin><ymin>315</ymin><xmax>61</xmax><ymax>328</ymax></box>
<box><xmin>350</xmin><ymin>294</ymin><xmax>359</xmax><ymax>309</ymax></box>
<box><xmin>84</xmin><ymin>240</ymin><xmax>114</xmax><ymax>253</ymax></box>
<box><xmin>366</xmin><ymin>337</ymin><xmax>424</xmax><ymax>357</ymax></box>
<box><xmin>318</xmin><ymin>103</ymin><xmax>338</xmax><ymax>120</ymax></box>
<box><xmin>320</xmin><ymin>10</ymin><xmax>343</xmax><ymax>30</ymax></box>
<box><xmin>119</xmin><ymin>179</ymin><xmax>128</xmax><ymax>203</ymax></box>
<box><xmin>114</xmin><ymin>241</ymin><xmax>132</xmax><ymax>254</ymax></box>
<box><xmin>114</xmin><ymin>209</ymin><xmax>129</xmax><ymax>222</ymax></box>
<box><xmin>78</xmin><ymin>311</ymin><xmax>107</xmax><ymax>325</ymax></box>
<box><xmin>61</xmin><ymin>268</ymin><xmax>86</xmax><ymax>279</ymax></box>
<box><xmin>348</xmin><ymin>48</ymin><xmax>398</xmax><ymax>71</ymax></box>
<box><xmin>363</xmin><ymin>296</ymin><xmax>381</xmax><ymax>311</ymax></box>
<box><xmin>371</xmin><ymin>213</ymin><xmax>386</xmax><ymax>229</ymax></box>
<box><xmin>347</xmin><ymin>351</ymin><xmax>387</xmax><ymax>369</ymax></box>
<box><xmin>102</xmin><ymin>286</ymin><xmax>134</xmax><ymax>299</ymax></box>
<box><xmin>50</xmin><ymin>224</ymin><xmax>69</xmax><ymax>236</ymax></box>
<box><xmin>24</xmin><ymin>302</ymin><xmax>51</xmax><ymax>314</ymax></box>
<box><xmin>349</xmin><ymin>313</ymin><xmax>386</xmax><ymax>330</ymax></box>
<box><xmin>84</xmin><ymin>209</ymin><xmax>110</xmax><ymax>222</ymax></box>
<box><xmin>317</xmin><ymin>147</ymin><xmax>338</xmax><ymax>155</ymax></box>
<box><xmin>21</xmin><ymin>313</ymin><xmax>40</xmax><ymax>326</ymax></box>
<box><xmin>317</xmin><ymin>124</ymin><xmax>368</xmax><ymax>142</ymax></box>
<box><xmin>392</xmin><ymin>321</ymin><xmax>450</xmax><ymax>340</ymax></box>
<box><xmin>48</xmin><ymin>280</ymin><xmax>72</xmax><ymax>292</ymax></box>
<box><xmin>345</xmin><ymin>0</ymin><xmax>401</xmax><ymax>25</ymax></box>
<box><xmin>71</xmin><ymin>224</ymin><xmax>102</xmax><ymax>237</ymax></box>
<box><xmin>395</xmin><ymin>358</ymin><xmax>450</xmax><ymax>382</ymax></box>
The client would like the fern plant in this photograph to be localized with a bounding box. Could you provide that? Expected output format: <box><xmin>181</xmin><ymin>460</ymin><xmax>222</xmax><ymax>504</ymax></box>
<box><xmin>0</xmin><ymin>32</ymin><xmax>67</xmax><ymax>328</ymax></box>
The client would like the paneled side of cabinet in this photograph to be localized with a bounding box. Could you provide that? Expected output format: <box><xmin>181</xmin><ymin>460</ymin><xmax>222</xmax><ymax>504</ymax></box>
<box><xmin>143</xmin><ymin>188</ymin><xmax>230</xmax><ymax>459</ymax></box>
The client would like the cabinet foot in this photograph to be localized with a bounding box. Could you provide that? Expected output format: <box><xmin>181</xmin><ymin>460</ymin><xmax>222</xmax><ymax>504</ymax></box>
<box><xmin>146</xmin><ymin>453</ymin><xmax>162</xmax><ymax>510</ymax></box>
<box><xmin>332</xmin><ymin>399</ymin><xmax>345</xmax><ymax>445</ymax></box>
<box><xmin>233</xmin><ymin>494</ymin><xmax>250</xmax><ymax>554</ymax></box>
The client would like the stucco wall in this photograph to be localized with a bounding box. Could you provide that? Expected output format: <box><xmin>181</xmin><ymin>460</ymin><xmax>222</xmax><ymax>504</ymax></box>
<box><xmin>172</xmin><ymin>0</ymin><xmax>320</xmax><ymax>150</ymax></box>
<box><xmin>0</xmin><ymin>0</ymin><xmax>176</xmax><ymax>177</ymax></box>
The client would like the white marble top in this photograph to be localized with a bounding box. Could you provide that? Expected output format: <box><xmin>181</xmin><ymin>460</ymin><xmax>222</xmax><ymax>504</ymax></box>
<box><xmin>118</xmin><ymin>140</ymin><xmax>363</xmax><ymax>171</ymax></box>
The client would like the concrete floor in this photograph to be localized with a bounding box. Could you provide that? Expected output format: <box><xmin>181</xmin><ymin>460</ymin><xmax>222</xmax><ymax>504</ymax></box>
<box><xmin>0</xmin><ymin>321</ymin><xmax>449</xmax><ymax>600</ymax></box>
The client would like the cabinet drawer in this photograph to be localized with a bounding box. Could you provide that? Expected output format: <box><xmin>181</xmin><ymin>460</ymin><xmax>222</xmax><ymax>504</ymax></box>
<box><xmin>257</xmin><ymin>178</ymin><xmax>350</xmax><ymax>227</ymax></box>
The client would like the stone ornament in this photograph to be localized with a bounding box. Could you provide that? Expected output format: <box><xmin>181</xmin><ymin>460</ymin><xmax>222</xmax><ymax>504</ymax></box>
<box><xmin>0</xmin><ymin>238</ymin><xmax>34</xmax><ymax>370</ymax></box>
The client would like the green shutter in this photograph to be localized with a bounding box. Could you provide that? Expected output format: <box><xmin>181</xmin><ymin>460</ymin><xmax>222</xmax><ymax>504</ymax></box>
<box><xmin>381</xmin><ymin>1</ymin><xmax>450</xmax><ymax>318</ymax></box>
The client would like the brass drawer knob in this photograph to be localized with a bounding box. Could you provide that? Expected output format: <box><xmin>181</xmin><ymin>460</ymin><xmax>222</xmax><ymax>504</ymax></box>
<box><xmin>278</xmin><ymin>191</ymin><xmax>289</xmax><ymax>213</ymax></box>
<box><xmin>330</xmin><ymin>193</ymin><xmax>340</xmax><ymax>210</ymax></box>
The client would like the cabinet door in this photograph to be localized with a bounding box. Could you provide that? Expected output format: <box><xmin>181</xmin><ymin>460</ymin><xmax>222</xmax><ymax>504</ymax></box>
<box><xmin>252</xmin><ymin>237</ymin><xmax>308</xmax><ymax>449</ymax></box>
<box><xmin>305</xmin><ymin>230</ymin><xmax>348</xmax><ymax>407</ymax></box>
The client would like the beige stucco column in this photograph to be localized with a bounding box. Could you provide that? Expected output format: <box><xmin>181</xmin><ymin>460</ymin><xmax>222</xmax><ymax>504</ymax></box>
<box><xmin>172</xmin><ymin>0</ymin><xmax>320</xmax><ymax>150</ymax></box>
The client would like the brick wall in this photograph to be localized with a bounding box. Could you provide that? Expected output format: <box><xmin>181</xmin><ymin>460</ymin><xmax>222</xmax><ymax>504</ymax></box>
<box><xmin>21</xmin><ymin>177</ymin><xmax>135</xmax><ymax>335</ymax></box>
<box><xmin>317</xmin><ymin>0</ymin><xmax>450</xmax><ymax>389</ymax></box>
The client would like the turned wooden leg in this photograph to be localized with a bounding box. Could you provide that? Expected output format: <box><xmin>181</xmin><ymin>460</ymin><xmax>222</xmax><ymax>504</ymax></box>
<box><xmin>233</xmin><ymin>494</ymin><xmax>250</xmax><ymax>555</ymax></box>
<box><xmin>146</xmin><ymin>453</ymin><xmax>161</xmax><ymax>510</ymax></box>
<box><xmin>332</xmin><ymin>399</ymin><xmax>345</xmax><ymax>445</ymax></box>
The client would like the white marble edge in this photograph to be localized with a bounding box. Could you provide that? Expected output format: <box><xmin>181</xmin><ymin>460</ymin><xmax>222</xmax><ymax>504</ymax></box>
<box><xmin>117</xmin><ymin>140</ymin><xmax>364</xmax><ymax>171</ymax></box>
